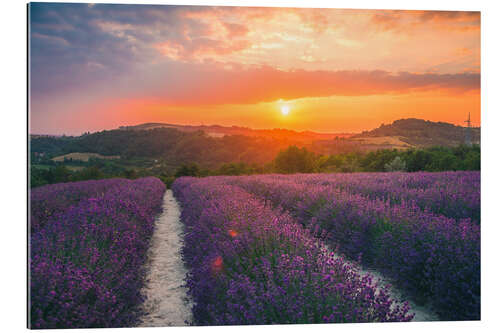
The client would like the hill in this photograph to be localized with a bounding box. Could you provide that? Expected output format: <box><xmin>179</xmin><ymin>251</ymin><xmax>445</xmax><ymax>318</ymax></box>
<box><xmin>30</xmin><ymin>119</ymin><xmax>481</xmax><ymax>188</ymax></box>
<box><xmin>30</xmin><ymin>127</ymin><xmax>287</xmax><ymax>169</ymax></box>
<box><xmin>118</xmin><ymin>123</ymin><xmax>353</xmax><ymax>143</ymax></box>
<box><xmin>353</xmin><ymin>118</ymin><xmax>480</xmax><ymax>148</ymax></box>
<box><xmin>31</xmin><ymin>118</ymin><xmax>480</xmax><ymax>172</ymax></box>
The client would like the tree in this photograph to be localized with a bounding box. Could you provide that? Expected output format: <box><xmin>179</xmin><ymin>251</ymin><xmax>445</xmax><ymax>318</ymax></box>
<box><xmin>385</xmin><ymin>156</ymin><xmax>407</xmax><ymax>172</ymax></box>
<box><xmin>74</xmin><ymin>166</ymin><xmax>104</xmax><ymax>181</ymax></box>
<box><xmin>30</xmin><ymin>167</ymin><xmax>49</xmax><ymax>188</ymax></box>
<box><xmin>426</xmin><ymin>151</ymin><xmax>458</xmax><ymax>171</ymax></box>
<box><xmin>361</xmin><ymin>149</ymin><xmax>399</xmax><ymax>172</ymax></box>
<box><xmin>340</xmin><ymin>153</ymin><xmax>361</xmax><ymax>173</ymax></box>
<box><xmin>216</xmin><ymin>162</ymin><xmax>252</xmax><ymax>176</ymax></box>
<box><xmin>404</xmin><ymin>149</ymin><xmax>433</xmax><ymax>172</ymax></box>
<box><xmin>175</xmin><ymin>163</ymin><xmax>201</xmax><ymax>177</ymax></box>
<box><xmin>123</xmin><ymin>169</ymin><xmax>138</xmax><ymax>179</ymax></box>
<box><xmin>462</xmin><ymin>150</ymin><xmax>480</xmax><ymax>170</ymax></box>
<box><xmin>274</xmin><ymin>146</ymin><xmax>317</xmax><ymax>174</ymax></box>
<box><xmin>50</xmin><ymin>165</ymin><xmax>72</xmax><ymax>183</ymax></box>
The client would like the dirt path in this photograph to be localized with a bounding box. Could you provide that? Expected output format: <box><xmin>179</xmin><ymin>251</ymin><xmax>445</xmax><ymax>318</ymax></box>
<box><xmin>325</xmin><ymin>246</ymin><xmax>439</xmax><ymax>321</ymax></box>
<box><xmin>361</xmin><ymin>266</ymin><xmax>439</xmax><ymax>322</ymax></box>
<box><xmin>139</xmin><ymin>190</ymin><xmax>193</xmax><ymax>327</ymax></box>
<box><xmin>138</xmin><ymin>189</ymin><xmax>436</xmax><ymax>325</ymax></box>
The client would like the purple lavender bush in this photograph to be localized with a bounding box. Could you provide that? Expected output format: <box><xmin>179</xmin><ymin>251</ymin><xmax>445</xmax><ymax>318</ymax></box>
<box><xmin>173</xmin><ymin>177</ymin><xmax>413</xmax><ymax>325</ymax></box>
<box><xmin>30</xmin><ymin>178</ymin><xmax>126</xmax><ymax>232</ymax></box>
<box><xmin>228</xmin><ymin>173</ymin><xmax>480</xmax><ymax>320</ymax></box>
<box><xmin>29</xmin><ymin>177</ymin><xmax>166</xmax><ymax>329</ymax></box>
<box><xmin>287</xmin><ymin>171</ymin><xmax>480</xmax><ymax>223</ymax></box>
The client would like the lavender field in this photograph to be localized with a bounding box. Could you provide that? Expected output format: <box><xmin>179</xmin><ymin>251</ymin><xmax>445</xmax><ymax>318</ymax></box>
<box><xmin>29</xmin><ymin>178</ymin><xmax>166</xmax><ymax>328</ymax></box>
<box><xmin>173</xmin><ymin>171</ymin><xmax>480</xmax><ymax>323</ymax></box>
<box><xmin>29</xmin><ymin>171</ymin><xmax>480</xmax><ymax>328</ymax></box>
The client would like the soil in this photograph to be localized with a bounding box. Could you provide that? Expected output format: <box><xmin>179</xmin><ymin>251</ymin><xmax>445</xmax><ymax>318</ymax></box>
<box><xmin>138</xmin><ymin>190</ymin><xmax>193</xmax><ymax>327</ymax></box>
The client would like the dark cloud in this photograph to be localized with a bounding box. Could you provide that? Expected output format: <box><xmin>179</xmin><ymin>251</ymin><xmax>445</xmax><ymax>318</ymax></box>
<box><xmin>29</xmin><ymin>3</ymin><xmax>206</xmax><ymax>95</ymax></box>
<box><xmin>28</xmin><ymin>3</ymin><xmax>265</xmax><ymax>96</ymax></box>
<box><xmin>418</xmin><ymin>10</ymin><xmax>480</xmax><ymax>22</ymax></box>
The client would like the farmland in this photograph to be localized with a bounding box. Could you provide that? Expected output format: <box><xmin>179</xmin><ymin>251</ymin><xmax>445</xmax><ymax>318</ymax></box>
<box><xmin>29</xmin><ymin>178</ymin><xmax>166</xmax><ymax>328</ymax></box>
<box><xmin>173</xmin><ymin>177</ymin><xmax>414</xmax><ymax>324</ymax></box>
<box><xmin>51</xmin><ymin>152</ymin><xmax>120</xmax><ymax>162</ymax></box>
<box><xmin>29</xmin><ymin>171</ymin><xmax>480</xmax><ymax>328</ymax></box>
<box><xmin>173</xmin><ymin>171</ymin><xmax>480</xmax><ymax>323</ymax></box>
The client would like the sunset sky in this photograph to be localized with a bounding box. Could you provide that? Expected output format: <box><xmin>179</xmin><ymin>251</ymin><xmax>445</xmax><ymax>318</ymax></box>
<box><xmin>29</xmin><ymin>3</ymin><xmax>480</xmax><ymax>135</ymax></box>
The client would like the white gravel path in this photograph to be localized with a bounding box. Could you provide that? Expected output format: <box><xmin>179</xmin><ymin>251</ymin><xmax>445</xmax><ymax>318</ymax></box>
<box><xmin>137</xmin><ymin>189</ymin><xmax>436</xmax><ymax>325</ymax></box>
<box><xmin>361</xmin><ymin>266</ymin><xmax>439</xmax><ymax>321</ymax></box>
<box><xmin>325</xmin><ymin>246</ymin><xmax>439</xmax><ymax>322</ymax></box>
<box><xmin>138</xmin><ymin>190</ymin><xmax>193</xmax><ymax>327</ymax></box>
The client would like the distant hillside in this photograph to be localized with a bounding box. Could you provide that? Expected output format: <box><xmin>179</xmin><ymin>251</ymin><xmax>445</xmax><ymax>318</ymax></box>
<box><xmin>353</xmin><ymin>118</ymin><xmax>480</xmax><ymax>148</ymax></box>
<box><xmin>119</xmin><ymin>119</ymin><xmax>479</xmax><ymax>152</ymax></box>
<box><xmin>31</xmin><ymin>118</ymin><xmax>480</xmax><ymax>172</ymax></box>
<box><xmin>119</xmin><ymin>123</ymin><xmax>353</xmax><ymax>143</ymax></box>
<box><xmin>31</xmin><ymin>127</ymin><xmax>288</xmax><ymax>169</ymax></box>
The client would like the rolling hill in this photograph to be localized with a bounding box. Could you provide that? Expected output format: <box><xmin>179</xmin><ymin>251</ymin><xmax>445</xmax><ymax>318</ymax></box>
<box><xmin>353</xmin><ymin>118</ymin><xmax>480</xmax><ymax>148</ymax></box>
<box><xmin>31</xmin><ymin>118</ymin><xmax>480</xmax><ymax>171</ymax></box>
<box><xmin>118</xmin><ymin>123</ymin><xmax>353</xmax><ymax>143</ymax></box>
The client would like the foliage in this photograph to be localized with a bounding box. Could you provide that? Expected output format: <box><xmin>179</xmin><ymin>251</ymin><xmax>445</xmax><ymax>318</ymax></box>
<box><xmin>174</xmin><ymin>163</ymin><xmax>202</xmax><ymax>178</ymax></box>
<box><xmin>30</xmin><ymin>128</ymin><xmax>284</xmax><ymax>169</ymax></box>
<box><xmin>30</xmin><ymin>136</ymin><xmax>480</xmax><ymax>189</ymax></box>
<box><xmin>274</xmin><ymin>145</ymin><xmax>318</xmax><ymax>173</ymax></box>
<box><xmin>384</xmin><ymin>156</ymin><xmax>407</xmax><ymax>172</ymax></box>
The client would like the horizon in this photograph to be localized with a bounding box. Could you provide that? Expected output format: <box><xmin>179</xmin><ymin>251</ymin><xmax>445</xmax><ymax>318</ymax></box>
<box><xmin>29</xmin><ymin>116</ymin><xmax>480</xmax><ymax>137</ymax></box>
<box><xmin>29</xmin><ymin>3</ymin><xmax>480</xmax><ymax>136</ymax></box>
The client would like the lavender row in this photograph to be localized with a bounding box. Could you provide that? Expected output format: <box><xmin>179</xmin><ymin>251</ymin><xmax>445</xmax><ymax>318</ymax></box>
<box><xmin>172</xmin><ymin>177</ymin><xmax>413</xmax><ymax>325</ymax></box>
<box><xmin>29</xmin><ymin>177</ymin><xmax>166</xmax><ymax>329</ymax></box>
<box><xmin>250</xmin><ymin>172</ymin><xmax>480</xmax><ymax>223</ymax></box>
<box><xmin>30</xmin><ymin>178</ymin><xmax>127</xmax><ymax>232</ymax></box>
<box><xmin>227</xmin><ymin>174</ymin><xmax>480</xmax><ymax>320</ymax></box>
<box><xmin>296</xmin><ymin>171</ymin><xmax>480</xmax><ymax>223</ymax></box>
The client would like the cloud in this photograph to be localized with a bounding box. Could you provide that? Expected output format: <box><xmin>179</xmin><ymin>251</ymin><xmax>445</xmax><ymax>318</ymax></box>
<box><xmin>29</xmin><ymin>3</ymin><xmax>210</xmax><ymax>93</ymax></box>
<box><xmin>156</xmin><ymin>38</ymin><xmax>251</xmax><ymax>61</ymax></box>
<box><xmin>417</xmin><ymin>10</ymin><xmax>479</xmax><ymax>23</ymax></box>
<box><xmin>371</xmin><ymin>10</ymin><xmax>480</xmax><ymax>32</ymax></box>
<box><xmin>29</xmin><ymin>3</ymin><xmax>480</xmax><ymax>104</ymax></box>
<box><xmin>29</xmin><ymin>3</ymin><xmax>257</xmax><ymax>95</ymax></box>
<box><xmin>222</xmin><ymin>22</ymin><xmax>249</xmax><ymax>38</ymax></box>
<box><xmin>144</xmin><ymin>65</ymin><xmax>480</xmax><ymax>106</ymax></box>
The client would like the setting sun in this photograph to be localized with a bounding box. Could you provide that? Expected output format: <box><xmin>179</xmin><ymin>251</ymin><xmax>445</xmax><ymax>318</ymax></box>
<box><xmin>281</xmin><ymin>105</ymin><xmax>290</xmax><ymax>116</ymax></box>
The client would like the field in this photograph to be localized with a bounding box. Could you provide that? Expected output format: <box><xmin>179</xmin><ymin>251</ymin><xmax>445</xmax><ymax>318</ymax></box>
<box><xmin>29</xmin><ymin>171</ymin><xmax>480</xmax><ymax>328</ymax></box>
<box><xmin>29</xmin><ymin>178</ymin><xmax>166</xmax><ymax>328</ymax></box>
<box><xmin>51</xmin><ymin>152</ymin><xmax>120</xmax><ymax>162</ymax></box>
<box><xmin>173</xmin><ymin>171</ymin><xmax>480</xmax><ymax>323</ymax></box>
<box><xmin>349</xmin><ymin>136</ymin><xmax>414</xmax><ymax>150</ymax></box>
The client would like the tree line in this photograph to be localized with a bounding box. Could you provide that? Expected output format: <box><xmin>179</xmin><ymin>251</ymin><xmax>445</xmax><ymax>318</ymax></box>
<box><xmin>30</xmin><ymin>144</ymin><xmax>480</xmax><ymax>188</ymax></box>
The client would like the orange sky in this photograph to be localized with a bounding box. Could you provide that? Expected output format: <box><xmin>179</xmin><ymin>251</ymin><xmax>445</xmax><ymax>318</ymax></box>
<box><xmin>30</xmin><ymin>4</ymin><xmax>480</xmax><ymax>135</ymax></box>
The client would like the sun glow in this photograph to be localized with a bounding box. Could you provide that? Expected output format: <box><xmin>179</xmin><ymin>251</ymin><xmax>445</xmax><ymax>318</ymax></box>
<box><xmin>281</xmin><ymin>105</ymin><xmax>290</xmax><ymax>115</ymax></box>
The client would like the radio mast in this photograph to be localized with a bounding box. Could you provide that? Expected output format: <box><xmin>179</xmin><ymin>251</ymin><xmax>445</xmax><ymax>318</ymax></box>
<box><xmin>464</xmin><ymin>112</ymin><xmax>472</xmax><ymax>146</ymax></box>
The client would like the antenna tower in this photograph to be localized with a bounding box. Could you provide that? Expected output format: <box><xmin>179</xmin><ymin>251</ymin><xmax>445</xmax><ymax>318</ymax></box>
<box><xmin>464</xmin><ymin>112</ymin><xmax>472</xmax><ymax>146</ymax></box>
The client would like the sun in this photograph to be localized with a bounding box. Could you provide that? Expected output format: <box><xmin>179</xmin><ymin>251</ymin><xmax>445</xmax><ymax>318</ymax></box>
<box><xmin>281</xmin><ymin>105</ymin><xmax>290</xmax><ymax>115</ymax></box>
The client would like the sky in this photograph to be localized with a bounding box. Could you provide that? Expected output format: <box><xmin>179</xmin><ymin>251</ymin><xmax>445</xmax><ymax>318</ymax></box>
<box><xmin>29</xmin><ymin>2</ymin><xmax>480</xmax><ymax>135</ymax></box>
